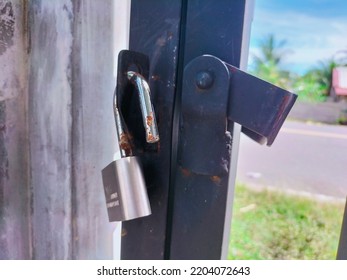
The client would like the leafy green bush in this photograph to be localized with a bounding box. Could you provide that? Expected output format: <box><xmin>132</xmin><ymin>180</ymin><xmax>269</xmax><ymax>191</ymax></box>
<box><xmin>292</xmin><ymin>73</ymin><xmax>327</xmax><ymax>103</ymax></box>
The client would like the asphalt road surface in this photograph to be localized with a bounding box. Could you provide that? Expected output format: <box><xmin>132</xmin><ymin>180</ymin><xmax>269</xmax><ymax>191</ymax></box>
<box><xmin>236</xmin><ymin>120</ymin><xmax>347</xmax><ymax>199</ymax></box>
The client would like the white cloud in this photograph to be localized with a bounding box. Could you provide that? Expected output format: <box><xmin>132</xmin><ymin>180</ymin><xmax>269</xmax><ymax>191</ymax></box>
<box><xmin>249</xmin><ymin>9</ymin><xmax>347</xmax><ymax>73</ymax></box>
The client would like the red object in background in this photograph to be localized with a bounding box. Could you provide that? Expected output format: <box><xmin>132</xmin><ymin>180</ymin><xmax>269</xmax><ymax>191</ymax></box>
<box><xmin>331</xmin><ymin>67</ymin><xmax>347</xmax><ymax>98</ymax></box>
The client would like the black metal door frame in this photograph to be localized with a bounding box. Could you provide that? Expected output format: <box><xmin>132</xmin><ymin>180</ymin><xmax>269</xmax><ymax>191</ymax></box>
<box><xmin>119</xmin><ymin>0</ymin><xmax>296</xmax><ymax>260</ymax></box>
<box><xmin>120</xmin><ymin>0</ymin><xmax>247</xmax><ymax>260</ymax></box>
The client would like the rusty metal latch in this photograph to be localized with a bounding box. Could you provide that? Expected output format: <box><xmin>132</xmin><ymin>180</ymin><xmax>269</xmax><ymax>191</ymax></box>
<box><xmin>178</xmin><ymin>55</ymin><xmax>297</xmax><ymax>176</ymax></box>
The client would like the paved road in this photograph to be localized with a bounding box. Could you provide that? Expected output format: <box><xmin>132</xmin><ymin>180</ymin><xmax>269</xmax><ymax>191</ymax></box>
<box><xmin>236</xmin><ymin>121</ymin><xmax>347</xmax><ymax>199</ymax></box>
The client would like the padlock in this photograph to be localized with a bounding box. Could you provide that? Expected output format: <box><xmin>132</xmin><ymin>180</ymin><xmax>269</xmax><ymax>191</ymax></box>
<box><xmin>102</xmin><ymin>71</ymin><xmax>159</xmax><ymax>222</ymax></box>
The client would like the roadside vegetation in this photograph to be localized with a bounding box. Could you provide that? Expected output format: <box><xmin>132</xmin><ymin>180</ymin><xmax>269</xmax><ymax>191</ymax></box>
<box><xmin>229</xmin><ymin>35</ymin><xmax>346</xmax><ymax>259</ymax></box>
<box><xmin>228</xmin><ymin>184</ymin><xmax>344</xmax><ymax>260</ymax></box>
<box><xmin>250</xmin><ymin>34</ymin><xmax>347</xmax><ymax>103</ymax></box>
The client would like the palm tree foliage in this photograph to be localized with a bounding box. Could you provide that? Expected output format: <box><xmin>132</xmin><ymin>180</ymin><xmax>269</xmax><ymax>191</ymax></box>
<box><xmin>250</xmin><ymin>34</ymin><xmax>292</xmax><ymax>88</ymax></box>
<box><xmin>252</xmin><ymin>34</ymin><xmax>291</xmax><ymax>67</ymax></box>
<box><xmin>292</xmin><ymin>58</ymin><xmax>339</xmax><ymax>102</ymax></box>
<box><xmin>251</xmin><ymin>34</ymin><xmax>346</xmax><ymax>102</ymax></box>
<box><xmin>306</xmin><ymin>59</ymin><xmax>338</xmax><ymax>88</ymax></box>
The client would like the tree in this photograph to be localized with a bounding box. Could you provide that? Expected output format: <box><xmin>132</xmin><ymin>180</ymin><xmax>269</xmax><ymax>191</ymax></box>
<box><xmin>292</xmin><ymin>58</ymin><xmax>339</xmax><ymax>102</ymax></box>
<box><xmin>252</xmin><ymin>34</ymin><xmax>290</xmax><ymax>66</ymax></box>
<box><xmin>306</xmin><ymin>58</ymin><xmax>338</xmax><ymax>89</ymax></box>
<box><xmin>250</xmin><ymin>34</ymin><xmax>292</xmax><ymax>88</ymax></box>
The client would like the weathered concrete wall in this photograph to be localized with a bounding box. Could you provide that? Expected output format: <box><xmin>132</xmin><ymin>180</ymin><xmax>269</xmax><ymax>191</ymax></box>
<box><xmin>29</xmin><ymin>0</ymin><xmax>116</xmax><ymax>259</ymax></box>
<box><xmin>0</xmin><ymin>0</ymin><xmax>118</xmax><ymax>259</ymax></box>
<box><xmin>0</xmin><ymin>0</ymin><xmax>27</xmax><ymax>102</ymax></box>
<box><xmin>71</xmin><ymin>0</ymin><xmax>117</xmax><ymax>259</ymax></box>
<box><xmin>29</xmin><ymin>0</ymin><xmax>74</xmax><ymax>259</ymax></box>
<box><xmin>0</xmin><ymin>0</ymin><xmax>30</xmax><ymax>260</ymax></box>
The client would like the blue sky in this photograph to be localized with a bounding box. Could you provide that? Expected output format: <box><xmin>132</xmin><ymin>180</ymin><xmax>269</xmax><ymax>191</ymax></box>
<box><xmin>249</xmin><ymin>0</ymin><xmax>347</xmax><ymax>74</ymax></box>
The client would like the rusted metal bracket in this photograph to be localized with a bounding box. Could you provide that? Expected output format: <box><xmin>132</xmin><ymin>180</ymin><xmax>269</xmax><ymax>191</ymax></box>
<box><xmin>179</xmin><ymin>56</ymin><xmax>232</xmax><ymax>176</ymax></box>
<box><xmin>179</xmin><ymin>55</ymin><xmax>297</xmax><ymax>175</ymax></box>
<box><xmin>168</xmin><ymin>55</ymin><xmax>296</xmax><ymax>259</ymax></box>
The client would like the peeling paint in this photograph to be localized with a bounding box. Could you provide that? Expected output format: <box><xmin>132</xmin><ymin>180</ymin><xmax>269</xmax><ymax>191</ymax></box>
<box><xmin>180</xmin><ymin>167</ymin><xmax>191</xmax><ymax>177</ymax></box>
<box><xmin>210</xmin><ymin>175</ymin><xmax>221</xmax><ymax>185</ymax></box>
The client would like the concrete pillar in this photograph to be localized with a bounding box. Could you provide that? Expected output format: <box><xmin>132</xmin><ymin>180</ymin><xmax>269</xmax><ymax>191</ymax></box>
<box><xmin>0</xmin><ymin>0</ymin><xmax>125</xmax><ymax>259</ymax></box>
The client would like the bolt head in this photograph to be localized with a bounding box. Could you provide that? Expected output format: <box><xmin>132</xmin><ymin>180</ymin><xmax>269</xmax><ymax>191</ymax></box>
<box><xmin>195</xmin><ymin>71</ymin><xmax>214</xmax><ymax>90</ymax></box>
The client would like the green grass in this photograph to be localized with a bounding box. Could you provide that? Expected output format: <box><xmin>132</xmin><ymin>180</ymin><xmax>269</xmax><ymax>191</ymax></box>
<box><xmin>228</xmin><ymin>184</ymin><xmax>345</xmax><ymax>260</ymax></box>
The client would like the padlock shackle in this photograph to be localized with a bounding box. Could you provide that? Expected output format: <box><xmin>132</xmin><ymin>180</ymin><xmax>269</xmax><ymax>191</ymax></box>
<box><xmin>113</xmin><ymin>71</ymin><xmax>159</xmax><ymax>158</ymax></box>
<box><xmin>113</xmin><ymin>89</ymin><xmax>133</xmax><ymax>158</ymax></box>
<box><xmin>127</xmin><ymin>71</ymin><xmax>160</xmax><ymax>144</ymax></box>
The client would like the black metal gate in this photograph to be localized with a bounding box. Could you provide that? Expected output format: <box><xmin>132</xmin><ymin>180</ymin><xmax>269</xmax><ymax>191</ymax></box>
<box><xmin>119</xmin><ymin>0</ymin><xmax>296</xmax><ymax>260</ymax></box>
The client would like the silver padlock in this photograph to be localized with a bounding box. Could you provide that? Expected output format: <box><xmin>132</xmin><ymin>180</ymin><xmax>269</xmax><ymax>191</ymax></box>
<box><xmin>102</xmin><ymin>71</ymin><xmax>159</xmax><ymax>222</ymax></box>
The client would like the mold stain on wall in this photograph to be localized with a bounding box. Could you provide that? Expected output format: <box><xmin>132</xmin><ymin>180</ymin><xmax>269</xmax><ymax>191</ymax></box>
<box><xmin>0</xmin><ymin>1</ymin><xmax>15</xmax><ymax>55</ymax></box>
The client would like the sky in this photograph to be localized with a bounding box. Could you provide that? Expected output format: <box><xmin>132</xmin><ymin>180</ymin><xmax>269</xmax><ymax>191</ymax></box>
<box><xmin>249</xmin><ymin>0</ymin><xmax>347</xmax><ymax>74</ymax></box>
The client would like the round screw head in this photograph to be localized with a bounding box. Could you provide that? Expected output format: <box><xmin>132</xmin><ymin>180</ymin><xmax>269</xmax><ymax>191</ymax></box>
<box><xmin>195</xmin><ymin>71</ymin><xmax>214</xmax><ymax>90</ymax></box>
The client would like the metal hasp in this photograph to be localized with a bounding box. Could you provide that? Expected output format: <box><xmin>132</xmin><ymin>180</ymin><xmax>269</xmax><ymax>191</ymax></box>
<box><xmin>172</xmin><ymin>56</ymin><xmax>296</xmax><ymax>259</ymax></box>
<box><xmin>101</xmin><ymin>50</ymin><xmax>159</xmax><ymax>222</ymax></box>
<box><xmin>180</xmin><ymin>55</ymin><xmax>297</xmax><ymax>172</ymax></box>
<box><xmin>121</xmin><ymin>0</ymin><xmax>297</xmax><ymax>260</ymax></box>
<box><xmin>179</xmin><ymin>54</ymin><xmax>297</xmax><ymax>179</ymax></box>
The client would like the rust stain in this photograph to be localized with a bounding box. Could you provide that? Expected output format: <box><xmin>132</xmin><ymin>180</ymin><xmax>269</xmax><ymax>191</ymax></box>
<box><xmin>210</xmin><ymin>175</ymin><xmax>222</xmax><ymax>185</ymax></box>
<box><xmin>119</xmin><ymin>133</ymin><xmax>132</xmax><ymax>155</ymax></box>
<box><xmin>147</xmin><ymin>132</ymin><xmax>155</xmax><ymax>143</ymax></box>
<box><xmin>181</xmin><ymin>168</ymin><xmax>191</xmax><ymax>177</ymax></box>
<box><xmin>146</xmin><ymin>115</ymin><xmax>153</xmax><ymax>126</ymax></box>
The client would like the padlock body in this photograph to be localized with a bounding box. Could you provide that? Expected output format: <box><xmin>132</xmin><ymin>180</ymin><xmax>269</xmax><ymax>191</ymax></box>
<box><xmin>102</xmin><ymin>156</ymin><xmax>151</xmax><ymax>222</ymax></box>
